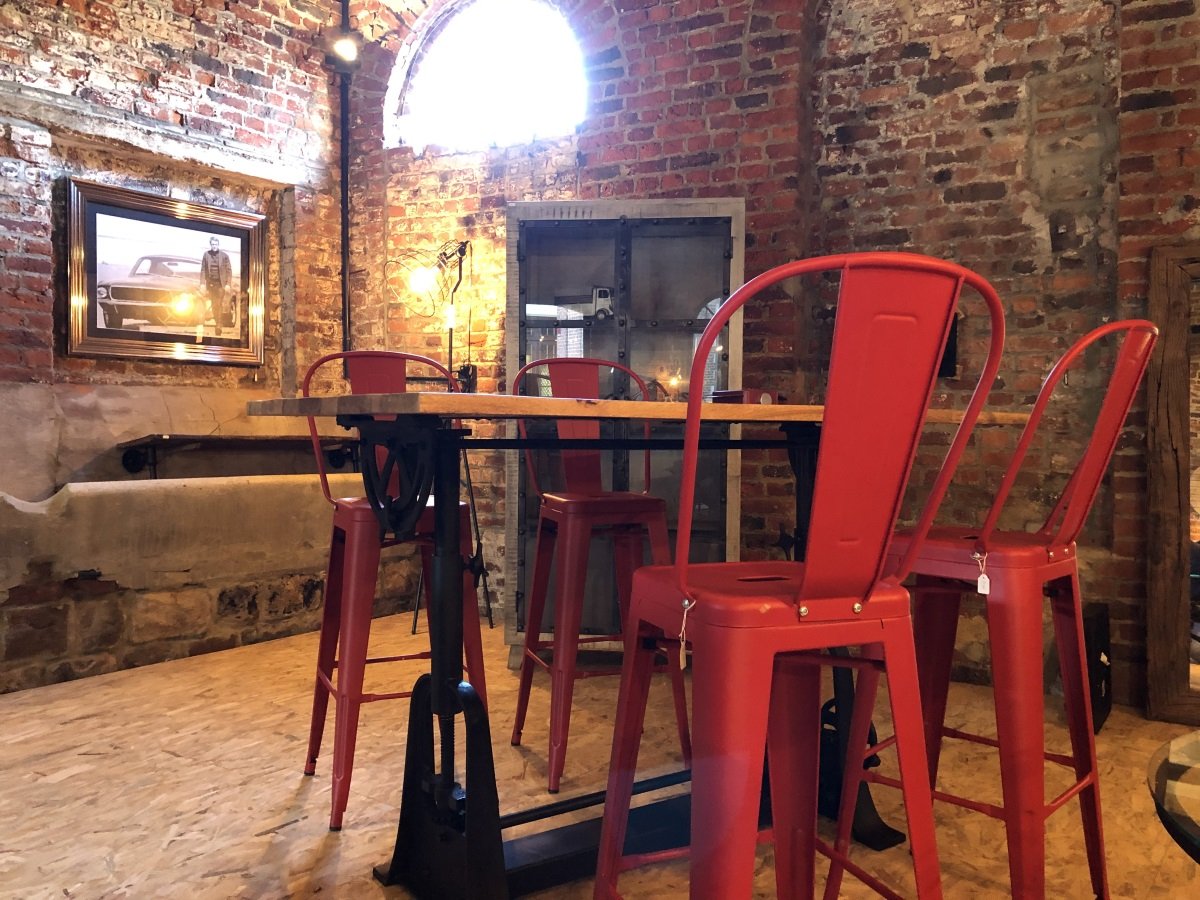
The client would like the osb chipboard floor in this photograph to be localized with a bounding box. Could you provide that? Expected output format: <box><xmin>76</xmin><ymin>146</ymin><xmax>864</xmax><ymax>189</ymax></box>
<box><xmin>1</xmin><ymin>614</ymin><xmax>1196</xmax><ymax>899</ymax></box>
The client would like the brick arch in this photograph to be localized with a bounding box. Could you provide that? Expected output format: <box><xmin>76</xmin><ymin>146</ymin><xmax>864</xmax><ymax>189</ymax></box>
<box><xmin>378</xmin><ymin>0</ymin><xmax>463</xmax><ymax>151</ymax></box>
<box><xmin>378</xmin><ymin>0</ymin><xmax>589</xmax><ymax>152</ymax></box>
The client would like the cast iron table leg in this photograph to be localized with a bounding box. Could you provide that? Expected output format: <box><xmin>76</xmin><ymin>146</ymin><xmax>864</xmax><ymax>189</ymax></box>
<box><xmin>374</xmin><ymin>423</ymin><xmax>507</xmax><ymax>898</ymax></box>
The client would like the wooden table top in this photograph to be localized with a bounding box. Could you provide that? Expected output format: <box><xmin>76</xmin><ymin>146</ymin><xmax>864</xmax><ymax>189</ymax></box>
<box><xmin>247</xmin><ymin>392</ymin><xmax>1028</xmax><ymax>426</ymax></box>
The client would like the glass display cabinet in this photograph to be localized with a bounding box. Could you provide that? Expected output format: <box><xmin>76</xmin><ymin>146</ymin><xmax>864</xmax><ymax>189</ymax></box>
<box><xmin>503</xmin><ymin>199</ymin><xmax>746</xmax><ymax>660</ymax></box>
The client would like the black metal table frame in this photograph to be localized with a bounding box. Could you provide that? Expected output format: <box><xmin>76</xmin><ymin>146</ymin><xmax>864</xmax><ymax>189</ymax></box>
<box><xmin>117</xmin><ymin>433</ymin><xmax>359</xmax><ymax>478</ymax></box>
<box><xmin>348</xmin><ymin>413</ymin><xmax>892</xmax><ymax>898</ymax></box>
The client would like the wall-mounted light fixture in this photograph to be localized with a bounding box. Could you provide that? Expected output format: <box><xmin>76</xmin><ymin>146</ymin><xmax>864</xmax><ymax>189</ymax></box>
<box><xmin>389</xmin><ymin>237</ymin><xmax>493</xmax><ymax>629</ymax></box>
<box><xmin>326</xmin><ymin>30</ymin><xmax>363</xmax><ymax>71</ymax></box>
<box><xmin>390</xmin><ymin>239</ymin><xmax>475</xmax><ymax>391</ymax></box>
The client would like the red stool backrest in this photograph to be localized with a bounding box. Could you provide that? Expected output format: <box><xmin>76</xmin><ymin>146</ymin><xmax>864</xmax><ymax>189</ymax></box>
<box><xmin>301</xmin><ymin>350</ymin><xmax>456</xmax><ymax>505</ymax></box>
<box><xmin>511</xmin><ymin>356</ymin><xmax>655</xmax><ymax>498</ymax></box>
<box><xmin>972</xmin><ymin>319</ymin><xmax>1159</xmax><ymax>553</ymax></box>
<box><xmin>675</xmin><ymin>252</ymin><xmax>1006</xmax><ymax>603</ymax></box>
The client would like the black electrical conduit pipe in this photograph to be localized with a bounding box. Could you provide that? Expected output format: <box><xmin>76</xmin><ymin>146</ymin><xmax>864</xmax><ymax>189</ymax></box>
<box><xmin>339</xmin><ymin>0</ymin><xmax>352</xmax><ymax>355</ymax></box>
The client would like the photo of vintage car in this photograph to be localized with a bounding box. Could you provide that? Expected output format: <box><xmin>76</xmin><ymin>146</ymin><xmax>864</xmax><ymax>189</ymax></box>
<box><xmin>96</xmin><ymin>255</ymin><xmax>209</xmax><ymax>330</ymax></box>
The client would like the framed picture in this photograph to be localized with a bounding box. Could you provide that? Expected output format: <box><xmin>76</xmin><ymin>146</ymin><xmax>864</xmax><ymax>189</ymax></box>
<box><xmin>67</xmin><ymin>179</ymin><xmax>266</xmax><ymax>365</ymax></box>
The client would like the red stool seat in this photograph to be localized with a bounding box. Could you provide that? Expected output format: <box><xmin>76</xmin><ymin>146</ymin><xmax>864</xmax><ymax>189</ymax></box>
<box><xmin>542</xmin><ymin>490</ymin><xmax>666</xmax><ymax>513</ymax></box>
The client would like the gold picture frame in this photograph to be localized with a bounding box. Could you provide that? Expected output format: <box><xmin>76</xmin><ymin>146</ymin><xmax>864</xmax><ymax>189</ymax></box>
<box><xmin>68</xmin><ymin>179</ymin><xmax>265</xmax><ymax>366</ymax></box>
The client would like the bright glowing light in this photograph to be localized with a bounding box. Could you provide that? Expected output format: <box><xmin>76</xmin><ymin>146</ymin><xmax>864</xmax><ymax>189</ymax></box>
<box><xmin>332</xmin><ymin>35</ymin><xmax>359</xmax><ymax>64</ymax></box>
<box><xmin>172</xmin><ymin>294</ymin><xmax>196</xmax><ymax>317</ymax></box>
<box><xmin>398</xmin><ymin>0</ymin><xmax>587</xmax><ymax>153</ymax></box>
<box><xmin>445</xmin><ymin>304</ymin><xmax>456</xmax><ymax>330</ymax></box>
<box><xmin>409</xmin><ymin>266</ymin><xmax>439</xmax><ymax>294</ymax></box>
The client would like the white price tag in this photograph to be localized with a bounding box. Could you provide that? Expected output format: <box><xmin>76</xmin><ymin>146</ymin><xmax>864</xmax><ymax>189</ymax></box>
<box><xmin>972</xmin><ymin>550</ymin><xmax>990</xmax><ymax>596</ymax></box>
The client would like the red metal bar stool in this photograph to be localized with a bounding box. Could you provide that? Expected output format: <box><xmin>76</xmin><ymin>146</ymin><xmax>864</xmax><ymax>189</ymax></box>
<box><xmin>510</xmin><ymin>357</ymin><xmax>691</xmax><ymax>793</ymax></box>
<box><xmin>884</xmin><ymin>319</ymin><xmax>1158</xmax><ymax>898</ymax></box>
<box><xmin>594</xmin><ymin>252</ymin><xmax>1006</xmax><ymax>899</ymax></box>
<box><xmin>301</xmin><ymin>350</ymin><xmax>488</xmax><ymax>830</ymax></box>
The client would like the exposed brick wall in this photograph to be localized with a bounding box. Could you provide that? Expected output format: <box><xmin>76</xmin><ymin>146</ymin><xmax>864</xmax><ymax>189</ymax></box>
<box><xmin>804</xmin><ymin>0</ymin><xmax>1171</xmax><ymax>701</ymax></box>
<box><xmin>0</xmin><ymin>0</ymin><xmax>333</xmax><ymax>150</ymax></box>
<box><xmin>1118</xmin><ymin>0</ymin><xmax>1200</xmax><ymax>268</ymax></box>
<box><xmin>1</xmin><ymin>0</ymin><xmax>1195</xmax><ymax>706</ymax></box>
<box><xmin>1117</xmin><ymin>0</ymin><xmax>1200</xmax><ymax>697</ymax></box>
<box><xmin>359</xmin><ymin>0</ymin><xmax>1193</xmax><ymax>704</ymax></box>
<box><xmin>0</xmin><ymin>521</ymin><xmax>422</xmax><ymax>696</ymax></box>
<box><xmin>0</xmin><ymin>0</ymin><xmax>355</xmax><ymax>690</ymax></box>
<box><xmin>348</xmin><ymin>0</ymin><xmax>811</xmax><ymax>577</ymax></box>
<box><xmin>811</xmin><ymin>0</ymin><xmax>1121</xmax><ymax>367</ymax></box>
<box><xmin>0</xmin><ymin>0</ymin><xmax>344</xmax><ymax>390</ymax></box>
<box><xmin>0</xmin><ymin>120</ymin><xmax>55</xmax><ymax>380</ymax></box>
<box><xmin>576</xmin><ymin>0</ymin><xmax>812</xmax><ymax>546</ymax></box>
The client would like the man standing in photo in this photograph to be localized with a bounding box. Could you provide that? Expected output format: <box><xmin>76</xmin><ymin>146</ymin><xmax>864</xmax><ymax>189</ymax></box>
<box><xmin>200</xmin><ymin>235</ymin><xmax>233</xmax><ymax>336</ymax></box>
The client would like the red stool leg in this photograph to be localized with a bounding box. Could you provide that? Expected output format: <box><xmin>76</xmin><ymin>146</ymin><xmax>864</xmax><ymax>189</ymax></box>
<box><xmin>512</xmin><ymin>514</ymin><xmax>556</xmax><ymax>746</ymax></box>
<box><xmin>1050</xmin><ymin>572</ymin><xmax>1108</xmax><ymax>898</ymax></box>
<box><xmin>305</xmin><ymin>521</ymin><xmax>345</xmax><ymax>776</ymax></box>
<box><xmin>328</xmin><ymin>507</ymin><xmax>383</xmax><ymax>830</ymax></box>
<box><xmin>547</xmin><ymin>513</ymin><xmax>592</xmax><ymax>793</ymax></box>
<box><xmin>610</xmin><ymin>526</ymin><xmax>639</xmax><ymax>627</ymax></box>
<box><xmin>593</xmin><ymin>618</ymin><xmax>661</xmax><ymax>900</ymax></box>
<box><xmin>880</xmin><ymin>621</ymin><xmax>942</xmax><ymax>899</ymax></box>
<box><xmin>688</xmin><ymin>626</ymin><xmax>773</xmax><ymax>899</ymax></box>
<box><xmin>645</xmin><ymin>512</ymin><xmax>670</xmax><ymax>566</ymax></box>
<box><xmin>823</xmin><ymin>656</ymin><xmax>883</xmax><ymax>900</ymax></box>
<box><xmin>612</xmin><ymin>527</ymin><xmax>690</xmax><ymax>764</ymax></box>
<box><xmin>768</xmin><ymin>655</ymin><xmax>822</xmax><ymax>900</ymax></box>
<box><xmin>461</xmin><ymin>565</ymin><xmax>488</xmax><ymax>709</ymax></box>
<box><xmin>665</xmin><ymin>638</ymin><xmax>692</xmax><ymax>766</ymax></box>
<box><xmin>912</xmin><ymin>575</ymin><xmax>962</xmax><ymax>784</ymax></box>
<box><xmin>642</xmin><ymin>512</ymin><xmax>691</xmax><ymax>764</ymax></box>
<box><xmin>986</xmin><ymin>570</ymin><xmax>1048</xmax><ymax>897</ymax></box>
<box><xmin>458</xmin><ymin>510</ymin><xmax>488</xmax><ymax>710</ymax></box>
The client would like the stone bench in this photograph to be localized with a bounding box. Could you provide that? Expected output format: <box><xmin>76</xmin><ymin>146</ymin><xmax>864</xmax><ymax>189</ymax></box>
<box><xmin>0</xmin><ymin>474</ymin><xmax>418</xmax><ymax>693</ymax></box>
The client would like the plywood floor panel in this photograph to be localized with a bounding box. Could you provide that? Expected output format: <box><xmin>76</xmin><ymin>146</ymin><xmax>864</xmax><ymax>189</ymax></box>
<box><xmin>0</xmin><ymin>615</ymin><xmax>1195</xmax><ymax>899</ymax></box>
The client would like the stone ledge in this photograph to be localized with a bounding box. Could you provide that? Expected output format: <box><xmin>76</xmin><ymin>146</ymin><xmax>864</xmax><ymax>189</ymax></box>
<box><xmin>0</xmin><ymin>474</ymin><xmax>358</xmax><ymax>592</ymax></box>
<box><xmin>0</xmin><ymin>80</ymin><xmax>327</xmax><ymax>188</ymax></box>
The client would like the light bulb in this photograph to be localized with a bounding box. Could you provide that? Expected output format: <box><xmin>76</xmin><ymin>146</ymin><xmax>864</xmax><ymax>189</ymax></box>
<box><xmin>409</xmin><ymin>266</ymin><xmax>438</xmax><ymax>294</ymax></box>
<box><xmin>446</xmin><ymin>304</ymin><xmax>456</xmax><ymax>330</ymax></box>
<box><xmin>331</xmin><ymin>35</ymin><xmax>359</xmax><ymax>64</ymax></box>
